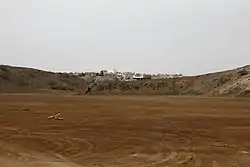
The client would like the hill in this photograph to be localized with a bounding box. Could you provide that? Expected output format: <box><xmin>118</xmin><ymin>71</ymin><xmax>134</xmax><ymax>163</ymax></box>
<box><xmin>0</xmin><ymin>65</ymin><xmax>88</xmax><ymax>93</ymax></box>
<box><xmin>0</xmin><ymin>65</ymin><xmax>250</xmax><ymax>96</ymax></box>
<box><xmin>89</xmin><ymin>65</ymin><xmax>250</xmax><ymax>97</ymax></box>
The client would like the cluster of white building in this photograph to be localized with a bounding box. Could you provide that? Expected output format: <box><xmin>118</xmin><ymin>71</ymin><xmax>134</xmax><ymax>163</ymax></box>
<box><xmin>74</xmin><ymin>69</ymin><xmax>183</xmax><ymax>81</ymax></box>
<box><xmin>98</xmin><ymin>69</ymin><xmax>183</xmax><ymax>81</ymax></box>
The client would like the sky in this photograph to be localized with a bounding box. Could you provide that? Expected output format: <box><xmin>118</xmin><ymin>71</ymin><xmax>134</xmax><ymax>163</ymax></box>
<box><xmin>0</xmin><ymin>0</ymin><xmax>249</xmax><ymax>75</ymax></box>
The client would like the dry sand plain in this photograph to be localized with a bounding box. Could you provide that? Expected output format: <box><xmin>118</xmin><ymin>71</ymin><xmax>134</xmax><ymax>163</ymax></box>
<box><xmin>0</xmin><ymin>94</ymin><xmax>250</xmax><ymax>167</ymax></box>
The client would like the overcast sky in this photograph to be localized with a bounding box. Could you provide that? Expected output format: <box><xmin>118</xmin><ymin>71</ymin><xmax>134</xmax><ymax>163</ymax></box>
<box><xmin>0</xmin><ymin>0</ymin><xmax>249</xmax><ymax>75</ymax></box>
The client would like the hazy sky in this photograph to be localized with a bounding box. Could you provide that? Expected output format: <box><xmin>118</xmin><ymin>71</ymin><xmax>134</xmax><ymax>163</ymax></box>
<box><xmin>0</xmin><ymin>0</ymin><xmax>249</xmax><ymax>75</ymax></box>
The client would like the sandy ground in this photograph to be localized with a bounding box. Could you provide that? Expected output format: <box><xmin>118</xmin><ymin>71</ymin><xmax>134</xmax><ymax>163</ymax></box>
<box><xmin>0</xmin><ymin>94</ymin><xmax>250</xmax><ymax>167</ymax></box>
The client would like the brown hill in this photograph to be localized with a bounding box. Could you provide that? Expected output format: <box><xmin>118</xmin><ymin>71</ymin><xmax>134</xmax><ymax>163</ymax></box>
<box><xmin>0</xmin><ymin>65</ymin><xmax>87</xmax><ymax>93</ymax></box>
<box><xmin>0</xmin><ymin>65</ymin><xmax>250</xmax><ymax>96</ymax></box>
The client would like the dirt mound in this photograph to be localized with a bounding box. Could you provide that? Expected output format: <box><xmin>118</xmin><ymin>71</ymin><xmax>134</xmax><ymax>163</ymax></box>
<box><xmin>0</xmin><ymin>65</ymin><xmax>87</xmax><ymax>93</ymax></box>
<box><xmin>0</xmin><ymin>64</ymin><xmax>249</xmax><ymax>96</ymax></box>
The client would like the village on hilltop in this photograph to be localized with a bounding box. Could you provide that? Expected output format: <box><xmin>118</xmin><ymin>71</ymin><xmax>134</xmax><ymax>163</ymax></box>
<box><xmin>70</xmin><ymin>69</ymin><xmax>183</xmax><ymax>81</ymax></box>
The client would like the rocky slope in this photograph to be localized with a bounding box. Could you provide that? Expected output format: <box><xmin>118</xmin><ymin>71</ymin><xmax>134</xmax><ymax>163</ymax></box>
<box><xmin>89</xmin><ymin>65</ymin><xmax>250</xmax><ymax>97</ymax></box>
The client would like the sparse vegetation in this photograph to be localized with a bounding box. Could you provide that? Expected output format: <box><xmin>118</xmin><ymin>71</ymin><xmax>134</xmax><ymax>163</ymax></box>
<box><xmin>0</xmin><ymin>72</ymin><xmax>10</xmax><ymax>81</ymax></box>
<box><xmin>0</xmin><ymin>66</ymin><xmax>9</xmax><ymax>72</ymax></box>
<box><xmin>218</xmin><ymin>75</ymin><xmax>231</xmax><ymax>85</ymax></box>
<box><xmin>237</xmin><ymin>69</ymin><xmax>249</xmax><ymax>76</ymax></box>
